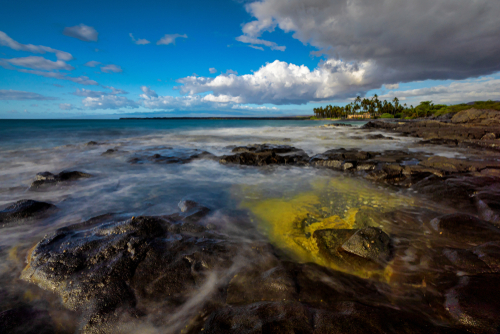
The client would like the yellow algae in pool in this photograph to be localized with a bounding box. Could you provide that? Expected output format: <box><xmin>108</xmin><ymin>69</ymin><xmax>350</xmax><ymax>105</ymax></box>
<box><xmin>238</xmin><ymin>176</ymin><xmax>415</xmax><ymax>275</ymax></box>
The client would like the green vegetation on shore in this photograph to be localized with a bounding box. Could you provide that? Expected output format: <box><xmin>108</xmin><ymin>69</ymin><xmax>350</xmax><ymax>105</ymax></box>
<box><xmin>312</xmin><ymin>96</ymin><xmax>500</xmax><ymax>119</ymax></box>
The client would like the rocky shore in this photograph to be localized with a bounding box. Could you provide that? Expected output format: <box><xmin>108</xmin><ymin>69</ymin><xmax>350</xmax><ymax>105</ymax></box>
<box><xmin>1</xmin><ymin>108</ymin><xmax>499</xmax><ymax>334</ymax></box>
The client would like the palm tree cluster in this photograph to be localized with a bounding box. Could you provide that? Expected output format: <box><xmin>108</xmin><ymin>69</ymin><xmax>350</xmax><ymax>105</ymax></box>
<box><xmin>313</xmin><ymin>95</ymin><xmax>411</xmax><ymax>118</ymax></box>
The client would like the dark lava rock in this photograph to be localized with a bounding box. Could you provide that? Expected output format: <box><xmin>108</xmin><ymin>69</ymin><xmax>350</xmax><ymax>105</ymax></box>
<box><xmin>361</xmin><ymin>118</ymin><xmax>500</xmax><ymax>151</ymax></box>
<box><xmin>444</xmin><ymin>274</ymin><xmax>500</xmax><ymax>332</ymax></box>
<box><xmin>365</xmin><ymin>134</ymin><xmax>394</xmax><ymax>140</ymax></box>
<box><xmin>0</xmin><ymin>199</ymin><xmax>56</xmax><ymax>226</ymax></box>
<box><xmin>231</xmin><ymin>144</ymin><xmax>299</xmax><ymax>154</ymax></box>
<box><xmin>220</xmin><ymin>145</ymin><xmax>309</xmax><ymax>167</ymax></box>
<box><xmin>472</xmin><ymin>241</ymin><xmax>500</xmax><ymax>271</ymax></box>
<box><xmin>202</xmin><ymin>299</ymin><xmax>463</xmax><ymax>334</ymax></box>
<box><xmin>101</xmin><ymin>149</ymin><xmax>117</xmax><ymax>155</ymax></box>
<box><xmin>314</xmin><ymin>227</ymin><xmax>392</xmax><ymax>269</ymax></box>
<box><xmin>29</xmin><ymin>170</ymin><xmax>92</xmax><ymax>190</ymax></box>
<box><xmin>85</xmin><ymin>141</ymin><xmax>100</xmax><ymax>146</ymax></box>
<box><xmin>21</xmin><ymin>206</ymin><xmax>262</xmax><ymax>333</ymax></box>
<box><xmin>0</xmin><ymin>306</ymin><xmax>55</xmax><ymax>334</ymax></box>
<box><xmin>429</xmin><ymin>213</ymin><xmax>500</xmax><ymax>247</ymax></box>
<box><xmin>130</xmin><ymin>150</ymin><xmax>217</xmax><ymax>165</ymax></box>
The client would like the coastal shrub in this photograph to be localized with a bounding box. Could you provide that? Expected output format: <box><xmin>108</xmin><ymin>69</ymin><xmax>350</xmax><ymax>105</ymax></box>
<box><xmin>394</xmin><ymin>113</ymin><xmax>402</xmax><ymax>118</ymax></box>
<box><xmin>380</xmin><ymin>113</ymin><xmax>394</xmax><ymax>118</ymax></box>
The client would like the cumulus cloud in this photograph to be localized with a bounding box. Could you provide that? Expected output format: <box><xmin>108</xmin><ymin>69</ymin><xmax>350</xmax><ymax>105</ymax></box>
<box><xmin>82</xmin><ymin>95</ymin><xmax>138</xmax><ymax>109</ymax></box>
<box><xmin>140</xmin><ymin>86</ymin><xmax>158</xmax><ymax>98</ymax></box>
<box><xmin>235</xmin><ymin>35</ymin><xmax>285</xmax><ymax>51</ymax></box>
<box><xmin>3</xmin><ymin>56</ymin><xmax>74</xmax><ymax>70</ymax></box>
<box><xmin>84</xmin><ymin>60</ymin><xmax>101</xmax><ymax>67</ymax></box>
<box><xmin>232</xmin><ymin>104</ymin><xmax>279</xmax><ymax>111</ymax></box>
<box><xmin>0</xmin><ymin>89</ymin><xmax>56</xmax><ymax>100</ymax></box>
<box><xmin>209</xmin><ymin>68</ymin><xmax>217</xmax><ymax>74</ymax></box>
<box><xmin>0</xmin><ymin>31</ymin><xmax>73</xmax><ymax>60</ymax></box>
<box><xmin>176</xmin><ymin>59</ymin><xmax>379</xmax><ymax>105</ymax></box>
<box><xmin>157</xmin><ymin>34</ymin><xmax>187</xmax><ymax>45</ymax></box>
<box><xmin>379</xmin><ymin>76</ymin><xmax>500</xmax><ymax>104</ymax></box>
<box><xmin>63</xmin><ymin>24</ymin><xmax>98</xmax><ymax>42</ymax></box>
<box><xmin>59</xmin><ymin>103</ymin><xmax>74</xmax><ymax>110</ymax></box>
<box><xmin>101</xmin><ymin>64</ymin><xmax>122</xmax><ymax>73</ymax></box>
<box><xmin>129</xmin><ymin>33</ymin><xmax>150</xmax><ymax>45</ymax></box>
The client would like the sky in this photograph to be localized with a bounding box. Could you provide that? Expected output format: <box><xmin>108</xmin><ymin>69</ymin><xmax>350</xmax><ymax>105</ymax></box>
<box><xmin>1</xmin><ymin>0</ymin><xmax>500</xmax><ymax>119</ymax></box>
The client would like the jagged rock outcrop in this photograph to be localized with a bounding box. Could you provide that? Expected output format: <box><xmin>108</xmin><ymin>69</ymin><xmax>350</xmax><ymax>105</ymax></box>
<box><xmin>29</xmin><ymin>171</ymin><xmax>92</xmax><ymax>190</ymax></box>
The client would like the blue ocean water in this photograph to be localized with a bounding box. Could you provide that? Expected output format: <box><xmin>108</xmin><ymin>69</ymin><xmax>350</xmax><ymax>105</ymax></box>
<box><xmin>0</xmin><ymin>119</ymin><xmax>337</xmax><ymax>151</ymax></box>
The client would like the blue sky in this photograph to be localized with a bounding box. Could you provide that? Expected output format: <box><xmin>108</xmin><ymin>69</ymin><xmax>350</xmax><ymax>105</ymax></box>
<box><xmin>1</xmin><ymin>0</ymin><xmax>500</xmax><ymax>118</ymax></box>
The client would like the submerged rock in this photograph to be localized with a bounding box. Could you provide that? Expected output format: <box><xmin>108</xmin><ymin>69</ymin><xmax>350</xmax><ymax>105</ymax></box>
<box><xmin>29</xmin><ymin>171</ymin><xmax>92</xmax><ymax>190</ymax></box>
<box><xmin>314</xmin><ymin>227</ymin><xmax>392</xmax><ymax>270</ymax></box>
<box><xmin>0</xmin><ymin>199</ymin><xmax>56</xmax><ymax>226</ymax></box>
<box><xmin>429</xmin><ymin>213</ymin><xmax>500</xmax><ymax>247</ymax></box>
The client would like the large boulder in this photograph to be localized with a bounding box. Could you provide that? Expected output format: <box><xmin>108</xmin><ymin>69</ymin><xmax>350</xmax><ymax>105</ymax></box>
<box><xmin>0</xmin><ymin>199</ymin><xmax>56</xmax><ymax>227</ymax></box>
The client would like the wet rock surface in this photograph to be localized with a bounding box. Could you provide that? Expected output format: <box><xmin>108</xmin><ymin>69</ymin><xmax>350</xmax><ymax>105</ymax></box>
<box><xmin>362</xmin><ymin>110</ymin><xmax>500</xmax><ymax>152</ymax></box>
<box><xmin>220</xmin><ymin>144</ymin><xmax>309</xmax><ymax>166</ymax></box>
<box><xmin>0</xmin><ymin>306</ymin><xmax>55</xmax><ymax>334</ymax></box>
<box><xmin>128</xmin><ymin>148</ymin><xmax>217</xmax><ymax>164</ymax></box>
<box><xmin>30</xmin><ymin>171</ymin><xmax>92</xmax><ymax>190</ymax></box>
<box><xmin>13</xmin><ymin>181</ymin><xmax>500</xmax><ymax>334</ymax></box>
<box><xmin>0</xmin><ymin>199</ymin><xmax>56</xmax><ymax>227</ymax></box>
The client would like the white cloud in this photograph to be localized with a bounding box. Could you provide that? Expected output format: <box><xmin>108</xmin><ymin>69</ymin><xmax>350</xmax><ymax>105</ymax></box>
<box><xmin>176</xmin><ymin>59</ymin><xmax>378</xmax><ymax>105</ymax></box>
<box><xmin>225</xmin><ymin>69</ymin><xmax>238</xmax><ymax>75</ymax></box>
<box><xmin>129</xmin><ymin>33</ymin><xmax>150</xmax><ymax>45</ymax></box>
<box><xmin>202</xmin><ymin>94</ymin><xmax>243</xmax><ymax>103</ymax></box>
<box><xmin>157</xmin><ymin>34</ymin><xmax>187</xmax><ymax>45</ymax></box>
<box><xmin>0</xmin><ymin>89</ymin><xmax>56</xmax><ymax>100</ymax></box>
<box><xmin>232</xmin><ymin>104</ymin><xmax>279</xmax><ymax>111</ymax></box>
<box><xmin>59</xmin><ymin>103</ymin><xmax>74</xmax><ymax>110</ymax></box>
<box><xmin>209</xmin><ymin>68</ymin><xmax>217</xmax><ymax>74</ymax></box>
<box><xmin>235</xmin><ymin>35</ymin><xmax>285</xmax><ymax>51</ymax></box>
<box><xmin>82</xmin><ymin>95</ymin><xmax>138</xmax><ymax>109</ymax></box>
<box><xmin>0</xmin><ymin>31</ymin><xmax>73</xmax><ymax>60</ymax></box>
<box><xmin>63</xmin><ymin>24</ymin><xmax>98</xmax><ymax>42</ymax></box>
<box><xmin>16</xmin><ymin>69</ymin><xmax>98</xmax><ymax>85</ymax></box>
<box><xmin>140</xmin><ymin>86</ymin><xmax>158</xmax><ymax>98</ymax></box>
<box><xmin>74</xmin><ymin>86</ymin><xmax>128</xmax><ymax>97</ymax></box>
<box><xmin>3</xmin><ymin>56</ymin><xmax>74</xmax><ymax>70</ymax></box>
<box><xmin>84</xmin><ymin>60</ymin><xmax>101</xmax><ymax>67</ymax></box>
<box><xmin>248</xmin><ymin>45</ymin><xmax>264</xmax><ymax>51</ymax></box>
<box><xmin>379</xmin><ymin>76</ymin><xmax>500</xmax><ymax>105</ymax></box>
<box><xmin>101</xmin><ymin>64</ymin><xmax>122</xmax><ymax>73</ymax></box>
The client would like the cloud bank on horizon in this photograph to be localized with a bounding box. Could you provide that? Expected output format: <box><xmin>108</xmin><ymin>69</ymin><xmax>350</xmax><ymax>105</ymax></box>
<box><xmin>0</xmin><ymin>0</ymin><xmax>499</xmax><ymax>117</ymax></box>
